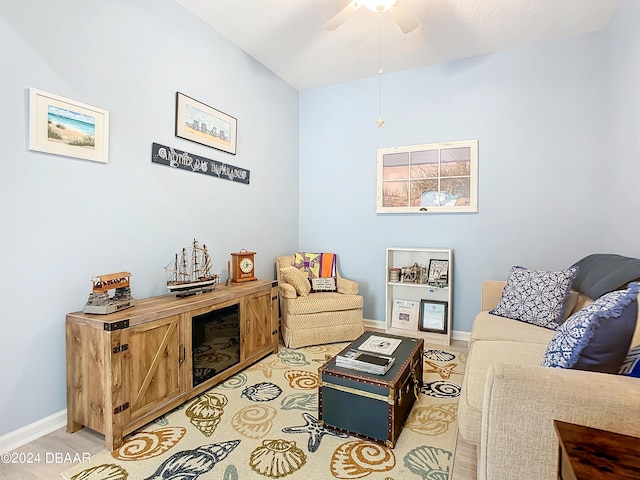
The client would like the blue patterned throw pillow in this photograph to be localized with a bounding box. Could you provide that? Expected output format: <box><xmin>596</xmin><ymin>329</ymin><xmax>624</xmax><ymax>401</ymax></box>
<box><xmin>490</xmin><ymin>266</ymin><xmax>578</xmax><ymax>329</ymax></box>
<box><xmin>619</xmin><ymin>345</ymin><xmax>640</xmax><ymax>378</ymax></box>
<box><xmin>542</xmin><ymin>283</ymin><xmax>639</xmax><ymax>373</ymax></box>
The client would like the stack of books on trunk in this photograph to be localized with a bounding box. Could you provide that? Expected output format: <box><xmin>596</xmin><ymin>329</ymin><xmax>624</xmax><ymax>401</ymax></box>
<box><xmin>335</xmin><ymin>349</ymin><xmax>395</xmax><ymax>375</ymax></box>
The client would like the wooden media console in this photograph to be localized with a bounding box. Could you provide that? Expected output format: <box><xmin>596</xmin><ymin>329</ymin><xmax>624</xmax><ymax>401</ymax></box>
<box><xmin>65</xmin><ymin>279</ymin><xmax>278</xmax><ymax>450</ymax></box>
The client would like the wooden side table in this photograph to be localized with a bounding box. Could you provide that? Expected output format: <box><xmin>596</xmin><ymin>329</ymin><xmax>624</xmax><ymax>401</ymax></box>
<box><xmin>554</xmin><ymin>420</ymin><xmax>640</xmax><ymax>479</ymax></box>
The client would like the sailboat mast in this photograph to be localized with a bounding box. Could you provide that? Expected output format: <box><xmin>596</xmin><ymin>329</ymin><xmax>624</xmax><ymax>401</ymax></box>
<box><xmin>173</xmin><ymin>253</ymin><xmax>178</xmax><ymax>282</ymax></box>
<box><xmin>192</xmin><ymin>239</ymin><xmax>200</xmax><ymax>279</ymax></box>
<box><xmin>180</xmin><ymin>248</ymin><xmax>188</xmax><ymax>280</ymax></box>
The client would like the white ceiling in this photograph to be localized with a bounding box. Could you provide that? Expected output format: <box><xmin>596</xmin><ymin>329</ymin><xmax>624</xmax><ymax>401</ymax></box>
<box><xmin>176</xmin><ymin>0</ymin><xmax>620</xmax><ymax>91</ymax></box>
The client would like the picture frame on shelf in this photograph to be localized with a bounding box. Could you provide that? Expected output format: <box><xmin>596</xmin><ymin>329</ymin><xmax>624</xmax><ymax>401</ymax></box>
<box><xmin>391</xmin><ymin>298</ymin><xmax>420</xmax><ymax>331</ymax></box>
<box><xmin>427</xmin><ymin>259</ymin><xmax>449</xmax><ymax>287</ymax></box>
<box><xmin>419</xmin><ymin>299</ymin><xmax>448</xmax><ymax>334</ymax></box>
<box><xmin>175</xmin><ymin>92</ymin><xmax>237</xmax><ymax>155</ymax></box>
<box><xmin>28</xmin><ymin>88</ymin><xmax>109</xmax><ymax>163</ymax></box>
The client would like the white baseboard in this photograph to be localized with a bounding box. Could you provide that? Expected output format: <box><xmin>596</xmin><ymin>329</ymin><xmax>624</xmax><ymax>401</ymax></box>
<box><xmin>364</xmin><ymin>318</ymin><xmax>470</xmax><ymax>343</ymax></box>
<box><xmin>363</xmin><ymin>318</ymin><xmax>385</xmax><ymax>331</ymax></box>
<box><xmin>0</xmin><ymin>410</ymin><xmax>67</xmax><ymax>454</ymax></box>
<box><xmin>452</xmin><ymin>330</ymin><xmax>471</xmax><ymax>342</ymax></box>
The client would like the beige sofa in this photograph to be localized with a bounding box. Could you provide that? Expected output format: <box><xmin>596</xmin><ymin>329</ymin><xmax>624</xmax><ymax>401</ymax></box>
<box><xmin>458</xmin><ymin>280</ymin><xmax>640</xmax><ymax>480</ymax></box>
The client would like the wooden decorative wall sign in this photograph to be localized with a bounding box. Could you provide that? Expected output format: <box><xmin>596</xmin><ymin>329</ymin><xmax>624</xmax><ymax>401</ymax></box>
<box><xmin>151</xmin><ymin>142</ymin><xmax>250</xmax><ymax>184</ymax></box>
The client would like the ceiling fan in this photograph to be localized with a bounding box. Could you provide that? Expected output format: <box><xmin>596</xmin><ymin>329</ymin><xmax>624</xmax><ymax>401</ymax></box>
<box><xmin>323</xmin><ymin>0</ymin><xmax>419</xmax><ymax>34</ymax></box>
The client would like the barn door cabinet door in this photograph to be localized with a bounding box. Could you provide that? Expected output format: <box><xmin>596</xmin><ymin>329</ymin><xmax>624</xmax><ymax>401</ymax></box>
<box><xmin>66</xmin><ymin>314</ymin><xmax>187</xmax><ymax>451</ymax></box>
<box><xmin>121</xmin><ymin>314</ymin><xmax>186</xmax><ymax>424</ymax></box>
<box><xmin>242</xmin><ymin>289</ymin><xmax>273</xmax><ymax>360</ymax></box>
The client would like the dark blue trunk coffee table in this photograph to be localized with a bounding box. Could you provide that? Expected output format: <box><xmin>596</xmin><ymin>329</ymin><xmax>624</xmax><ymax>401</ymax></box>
<box><xmin>318</xmin><ymin>331</ymin><xmax>424</xmax><ymax>448</ymax></box>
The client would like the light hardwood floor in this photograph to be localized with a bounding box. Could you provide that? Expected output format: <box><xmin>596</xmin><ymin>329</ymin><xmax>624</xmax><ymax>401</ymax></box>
<box><xmin>452</xmin><ymin>434</ymin><xmax>478</xmax><ymax>479</ymax></box>
<box><xmin>1</xmin><ymin>337</ymin><xmax>477</xmax><ymax>479</ymax></box>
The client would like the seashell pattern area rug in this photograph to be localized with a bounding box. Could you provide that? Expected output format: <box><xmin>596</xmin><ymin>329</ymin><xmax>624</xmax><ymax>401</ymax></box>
<box><xmin>61</xmin><ymin>342</ymin><xmax>466</xmax><ymax>480</ymax></box>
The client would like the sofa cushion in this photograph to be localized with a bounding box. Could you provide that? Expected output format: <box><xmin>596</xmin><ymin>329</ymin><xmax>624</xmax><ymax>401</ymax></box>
<box><xmin>470</xmin><ymin>311</ymin><xmax>556</xmax><ymax>346</ymax></box>
<box><xmin>294</xmin><ymin>252</ymin><xmax>336</xmax><ymax>278</ymax></box>
<box><xmin>619</xmin><ymin>345</ymin><xmax>640</xmax><ymax>378</ymax></box>
<box><xmin>310</xmin><ymin>276</ymin><xmax>337</xmax><ymax>292</ymax></box>
<box><xmin>286</xmin><ymin>292</ymin><xmax>363</xmax><ymax>315</ymax></box>
<box><xmin>489</xmin><ymin>265</ymin><xmax>578</xmax><ymax>329</ymax></box>
<box><xmin>481</xmin><ymin>280</ymin><xmax>581</xmax><ymax>321</ymax></box>
<box><xmin>277</xmin><ymin>283</ymin><xmax>298</xmax><ymax>299</ymax></box>
<box><xmin>280</xmin><ymin>266</ymin><xmax>311</xmax><ymax>296</ymax></box>
<box><xmin>572</xmin><ymin>253</ymin><xmax>640</xmax><ymax>299</ymax></box>
<box><xmin>541</xmin><ymin>283</ymin><xmax>639</xmax><ymax>373</ymax></box>
<box><xmin>281</xmin><ymin>309</ymin><xmax>364</xmax><ymax>348</ymax></box>
<box><xmin>337</xmin><ymin>277</ymin><xmax>359</xmax><ymax>295</ymax></box>
<box><xmin>458</xmin><ymin>340</ymin><xmax>549</xmax><ymax>445</ymax></box>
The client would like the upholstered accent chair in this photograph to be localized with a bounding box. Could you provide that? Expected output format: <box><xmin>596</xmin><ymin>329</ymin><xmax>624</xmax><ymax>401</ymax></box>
<box><xmin>275</xmin><ymin>254</ymin><xmax>365</xmax><ymax>348</ymax></box>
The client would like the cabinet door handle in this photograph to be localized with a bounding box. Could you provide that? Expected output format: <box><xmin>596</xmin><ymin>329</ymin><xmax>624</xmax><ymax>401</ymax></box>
<box><xmin>179</xmin><ymin>344</ymin><xmax>185</xmax><ymax>365</ymax></box>
<box><xmin>246</xmin><ymin>319</ymin><xmax>250</xmax><ymax>334</ymax></box>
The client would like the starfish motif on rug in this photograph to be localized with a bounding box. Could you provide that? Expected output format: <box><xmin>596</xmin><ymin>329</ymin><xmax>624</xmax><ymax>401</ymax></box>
<box><xmin>423</xmin><ymin>361</ymin><xmax>463</xmax><ymax>380</ymax></box>
<box><xmin>282</xmin><ymin>412</ymin><xmax>349</xmax><ymax>452</ymax></box>
<box><xmin>247</xmin><ymin>357</ymin><xmax>288</xmax><ymax>378</ymax></box>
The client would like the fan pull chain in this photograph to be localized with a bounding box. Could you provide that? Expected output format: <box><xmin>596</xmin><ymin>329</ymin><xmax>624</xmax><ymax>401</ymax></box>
<box><xmin>377</xmin><ymin>27</ymin><xmax>385</xmax><ymax>128</ymax></box>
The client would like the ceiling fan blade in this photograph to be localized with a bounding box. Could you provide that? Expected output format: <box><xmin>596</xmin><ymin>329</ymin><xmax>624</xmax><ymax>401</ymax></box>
<box><xmin>391</xmin><ymin>0</ymin><xmax>419</xmax><ymax>34</ymax></box>
<box><xmin>323</xmin><ymin>1</ymin><xmax>362</xmax><ymax>31</ymax></box>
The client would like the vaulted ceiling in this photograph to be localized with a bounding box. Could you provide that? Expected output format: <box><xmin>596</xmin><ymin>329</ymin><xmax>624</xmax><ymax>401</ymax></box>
<box><xmin>176</xmin><ymin>0</ymin><xmax>620</xmax><ymax>90</ymax></box>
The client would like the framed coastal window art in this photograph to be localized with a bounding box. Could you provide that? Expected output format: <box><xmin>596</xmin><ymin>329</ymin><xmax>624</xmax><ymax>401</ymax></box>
<box><xmin>28</xmin><ymin>88</ymin><xmax>109</xmax><ymax>163</ymax></box>
<box><xmin>175</xmin><ymin>92</ymin><xmax>237</xmax><ymax>155</ymax></box>
<box><xmin>376</xmin><ymin>139</ymin><xmax>478</xmax><ymax>213</ymax></box>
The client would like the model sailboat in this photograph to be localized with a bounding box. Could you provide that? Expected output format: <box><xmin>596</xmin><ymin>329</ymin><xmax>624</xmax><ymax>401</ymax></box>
<box><xmin>165</xmin><ymin>239</ymin><xmax>220</xmax><ymax>294</ymax></box>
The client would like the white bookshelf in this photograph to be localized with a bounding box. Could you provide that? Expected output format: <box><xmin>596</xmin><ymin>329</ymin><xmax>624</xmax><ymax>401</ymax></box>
<box><xmin>385</xmin><ymin>247</ymin><xmax>453</xmax><ymax>346</ymax></box>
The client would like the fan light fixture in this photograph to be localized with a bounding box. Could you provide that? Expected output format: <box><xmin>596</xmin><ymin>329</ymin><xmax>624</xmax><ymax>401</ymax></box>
<box><xmin>360</xmin><ymin>0</ymin><xmax>398</xmax><ymax>13</ymax></box>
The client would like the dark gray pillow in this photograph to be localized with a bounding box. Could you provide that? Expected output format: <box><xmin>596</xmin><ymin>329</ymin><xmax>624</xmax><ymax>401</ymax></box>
<box><xmin>571</xmin><ymin>254</ymin><xmax>640</xmax><ymax>299</ymax></box>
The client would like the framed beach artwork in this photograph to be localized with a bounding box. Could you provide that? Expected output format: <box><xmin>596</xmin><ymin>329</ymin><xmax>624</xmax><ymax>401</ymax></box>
<box><xmin>28</xmin><ymin>88</ymin><xmax>109</xmax><ymax>163</ymax></box>
<box><xmin>175</xmin><ymin>92</ymin><xmax>237</xmax><ymax>155</ymax></box>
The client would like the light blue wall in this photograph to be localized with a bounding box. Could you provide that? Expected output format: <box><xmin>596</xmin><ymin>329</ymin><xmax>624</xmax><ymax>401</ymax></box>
<box><xmin>299</xmin><ymin>2</ymin><xmax>640</xmax><ymax>334</ymax></box>
<box><xmin>0</xmin><ymin>0</ymin><xmax>299</xmax><ymax>436</ymax></box>
<box><xmin>606</xmin><ymin>0</ymin><xmax>640</xmax><ymax>252</ymax></box>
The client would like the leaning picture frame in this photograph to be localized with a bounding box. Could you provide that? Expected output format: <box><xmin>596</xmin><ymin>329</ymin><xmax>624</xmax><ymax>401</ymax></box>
<box><xmin>427</xmin><ymin>259</ymin><xmax>449</xmax><ymax>287</ymax></box>
<box><xmin>175</xmin><ymin>92</ymin><xmax>237</xmax><ymax>155</ymax></box>
<box><xmin>28</xmin><ymin>88</ymin><xmax>109</xmax><ymax>163</ymax></box>
<box><xmin>391</xmin><ymin>298</ymin><xmax>420</xmax><ymax>331</ymax></box>
<box><xmin>419</xmin><ymin>299</ymin><xmax>448</xmax><ymax>334</ymax></box>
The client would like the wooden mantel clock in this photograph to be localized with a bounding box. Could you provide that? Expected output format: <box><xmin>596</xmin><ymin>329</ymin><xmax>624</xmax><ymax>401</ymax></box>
<box><xmin>231</xmin><ymin>250</ymin><xmax>257</xmax><ymax>283</ymax></box>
